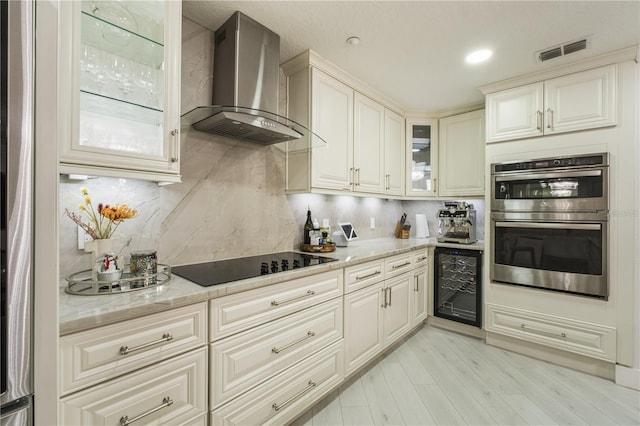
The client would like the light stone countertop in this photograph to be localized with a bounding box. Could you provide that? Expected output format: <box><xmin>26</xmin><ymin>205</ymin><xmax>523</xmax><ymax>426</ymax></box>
<box><xmin>59</xmin><ymin>237</ymin><xmax>484</xmax><ymax>335</ymax></box>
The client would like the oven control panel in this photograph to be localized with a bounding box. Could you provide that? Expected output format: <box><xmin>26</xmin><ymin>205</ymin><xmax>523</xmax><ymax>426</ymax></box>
<box><xmin>492</xmin><ymin>153</ymin><xmax>608</xmax><ymax>173</ymax></box>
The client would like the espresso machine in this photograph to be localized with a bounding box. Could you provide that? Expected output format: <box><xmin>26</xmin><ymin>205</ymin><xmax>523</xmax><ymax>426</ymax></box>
<box><xmin>437</xmin><ymin>201</ymin><xmax>477</xmax><ymax>244</ymax></box>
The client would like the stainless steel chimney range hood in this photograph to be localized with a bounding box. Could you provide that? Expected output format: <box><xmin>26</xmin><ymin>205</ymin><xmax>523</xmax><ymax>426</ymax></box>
<box><xmin>181</xmin><ymin>12</ymin><xmax>325</xmax><ymax>150</ymax></box>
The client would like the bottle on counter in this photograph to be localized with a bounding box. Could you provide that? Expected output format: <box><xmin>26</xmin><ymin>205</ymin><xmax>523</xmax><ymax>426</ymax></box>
<box><xmin>304</xmin><ymin>208</ymin><xmax>313</xmax><ymax>244</ymax></box>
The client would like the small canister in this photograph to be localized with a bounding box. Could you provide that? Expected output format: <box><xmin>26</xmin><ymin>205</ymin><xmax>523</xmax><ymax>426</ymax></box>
<box><xmin>130</xmin><ymin>250</ymin><xmax>157</xmax><ymax>286</ymax></box>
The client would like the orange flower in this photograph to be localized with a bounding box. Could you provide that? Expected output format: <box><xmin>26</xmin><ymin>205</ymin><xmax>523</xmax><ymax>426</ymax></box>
<box><xmin>65</xmin><ymin>189</ymin><xmax>137</xmax><ymax>239</ymax></box>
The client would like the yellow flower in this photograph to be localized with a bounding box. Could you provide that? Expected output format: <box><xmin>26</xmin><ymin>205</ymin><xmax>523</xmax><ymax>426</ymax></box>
<box><xmin>65</xmin><ymin>188</ymin><xmax>137</xmax><ymax>240</ymax></box>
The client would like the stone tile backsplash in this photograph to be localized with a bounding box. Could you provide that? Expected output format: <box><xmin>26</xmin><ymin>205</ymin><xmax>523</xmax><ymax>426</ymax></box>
<box><xmin>58</xmin><ymin>17</ymin><xmax>484</xmax><ymax>280</ymax></box>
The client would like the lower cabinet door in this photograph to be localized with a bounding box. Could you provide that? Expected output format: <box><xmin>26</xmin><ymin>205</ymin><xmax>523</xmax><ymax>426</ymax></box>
<box><xmin>60</xmin><ymin>347</ymin><xmax>208</xmax><ymax>426</ymax></box>
<box><xmin>343</xmin><ymin>282</ymin><xmax>384</xmax><ymax>375</ymax></box>
<box><xmin>412</xmin><ymin>268</ymin><xmax>428</xmax><ymax>326</ymax></box>
<box><xmin>211</xmin><ymin>340</ymin><xmax>343</xmax><ymax>426</ymax></box>
<box><xmin>383</xmin><ymin>273</ymin><xmax>413</xmax><ymax>347</ymax></box>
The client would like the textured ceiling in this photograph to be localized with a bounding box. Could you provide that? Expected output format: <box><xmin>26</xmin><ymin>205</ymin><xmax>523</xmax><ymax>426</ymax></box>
<box><xmin>183</xmin><ymin>1</ymin><xmax>640</xmax><ymax>114</ymax></box>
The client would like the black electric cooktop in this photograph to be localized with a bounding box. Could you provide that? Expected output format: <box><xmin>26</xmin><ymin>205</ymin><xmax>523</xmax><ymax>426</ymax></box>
<box><xmin>172</xmin><ymin>251</ymin><xmax>338</xmax><ymax>287</ymax></box>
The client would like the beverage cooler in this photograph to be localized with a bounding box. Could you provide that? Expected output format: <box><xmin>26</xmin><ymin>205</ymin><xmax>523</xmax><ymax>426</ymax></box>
<box><xmin>434</xmin><ymin>247</ymin><xmax>482</xmax><ymax>327</ymax></box>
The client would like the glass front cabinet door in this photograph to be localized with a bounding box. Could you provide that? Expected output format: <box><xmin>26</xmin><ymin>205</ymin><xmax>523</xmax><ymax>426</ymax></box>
<box><xmin>58</xmin><ymin>1</ymin><xmax>181</xmax><ymax>183</ymax></box>
<box><xmin>405</xmin><ymin>119</ymin><xmax>438</xmax><ymax>197</ymax></box>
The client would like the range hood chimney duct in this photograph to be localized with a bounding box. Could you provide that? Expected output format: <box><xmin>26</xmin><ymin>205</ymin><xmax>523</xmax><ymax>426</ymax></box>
<box><xmin>191</xmin><ymin>11</ymin><xmax>303</xmax><ymax>144</ymax></box>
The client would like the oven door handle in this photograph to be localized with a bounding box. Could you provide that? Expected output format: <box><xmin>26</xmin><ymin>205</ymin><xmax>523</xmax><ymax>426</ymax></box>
<box><xmin>495</xmin><ymin>221</ymin><xmax>601</xmax><ymax>231</ymax></box>
<box><xmin>494</xmin><ymin>169</ymin><xmax>602</xmax><ymax>181</ymax></box>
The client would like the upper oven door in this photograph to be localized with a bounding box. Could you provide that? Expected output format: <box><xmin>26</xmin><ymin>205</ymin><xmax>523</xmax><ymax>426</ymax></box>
<box><xmin>492</xmin><ymin>168</ymin><xmax>608</xmax><ymax>213</ymax></box>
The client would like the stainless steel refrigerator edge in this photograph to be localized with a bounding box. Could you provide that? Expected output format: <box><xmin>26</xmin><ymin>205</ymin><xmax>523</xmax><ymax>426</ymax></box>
<box><xmin>1</xmin><ymin>0</ymin><xmax>34</xmax><ymax>424</ymax></box>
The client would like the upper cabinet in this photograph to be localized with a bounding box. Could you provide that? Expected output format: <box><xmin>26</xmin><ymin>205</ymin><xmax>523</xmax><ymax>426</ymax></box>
<box><xmin>486</xmin><ymin>64</ymin><xmax>617</xmax><ymax>143</ymax></box>
<box><xmin>58</xmin><ymin>1</ymin><xmax>182</xmax><ymax>183</ymax></box>
<box><xmin>405</xmin><ymin>119</ymin><xmax>438</xmax><ymax>198</ymax></box>
<box><xmin>284</xmin><ymin>53</ymin><xmax>405</xmax><ymax>197</ymax></box>
<box><xmin>438</xmin><ymin>110</ymin><xmax>485</xmax><ymax>197</ymax></box>
<box><xmin>384</xmin><ymin>109</ymin><xmax>405</xmax><ymax>197</ymax></box>
<box><xmin>353</xmin><ymin>93</ymin><xmax>385</xmax><ymax>194</ymax></box>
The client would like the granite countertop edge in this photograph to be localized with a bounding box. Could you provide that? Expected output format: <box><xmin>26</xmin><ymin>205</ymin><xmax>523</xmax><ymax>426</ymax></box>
<box><xmin>59</xmin><ymin>237</ymin><xmax>484</xmax><ymax>335</ymax></box>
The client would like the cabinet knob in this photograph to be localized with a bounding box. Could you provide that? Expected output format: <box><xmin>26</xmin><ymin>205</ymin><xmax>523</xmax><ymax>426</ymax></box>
<box><xmin>170</xmin><ymin>157</ymin><xmax>178</xmax><ymax>163</ymax></box>
<box><xmin>170</xmin><ymin>129</ymin><xmax>179</xmax><ymax>136</ymax></box>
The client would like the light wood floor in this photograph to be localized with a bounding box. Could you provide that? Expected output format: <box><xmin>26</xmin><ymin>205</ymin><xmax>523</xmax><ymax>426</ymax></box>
<box><xmin>291</xmin><ymin>325</ymin><xmax>640</xmax><ymax>426</ymax></box>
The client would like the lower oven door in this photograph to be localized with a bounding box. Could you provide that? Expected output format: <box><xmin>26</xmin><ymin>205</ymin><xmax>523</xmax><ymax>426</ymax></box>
<box><xmin>491</xmin><ymin>213</ymin><xmax>607</xmax><ymax>299</ymax></box>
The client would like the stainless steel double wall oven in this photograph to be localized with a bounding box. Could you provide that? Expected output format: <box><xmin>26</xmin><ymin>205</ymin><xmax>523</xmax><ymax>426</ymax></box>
<box><xmin>490</xmin><ymin>153</ymin><xmax>609</xmax><ymax>298</ymax></box>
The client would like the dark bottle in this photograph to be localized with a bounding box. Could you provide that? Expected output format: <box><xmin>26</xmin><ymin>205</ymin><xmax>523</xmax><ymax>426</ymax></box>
<box><xmin>303</xmin><ymin>208</ymin><xmax>313</xmax><ymax>244</ymax></box>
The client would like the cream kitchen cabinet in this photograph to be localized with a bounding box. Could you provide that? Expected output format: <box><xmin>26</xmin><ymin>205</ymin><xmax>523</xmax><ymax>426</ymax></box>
<box><xmin>438</xmin><ymin>109</ymin><xmax>485</xmax><ymax>197</ymax></box>
<box><xmin>411</xmin><ymin>249</ymin><xmax>429</xmax><ymax>326</ymax></box>
<box><xmin>344</xmin><ymin>250</ymin><xmax>425</xmax><ymax>375</ymax></box>
<box><xmin>210</xmin><ymin>298</ymin><xmax>343</xmax><ymax>409</ymax></box>
<box><xmin>209</xmin><ymin>269</ymin><xmax>343</xmax><ymax>340</ymax></box>
<box><xmin>58</xmin><ymin>0</ymin><xmax>182</xmax><ymax>183</ymax></box>
<box><xmin>384</xmin><ymin>109</ymin><xmax>406</xmax><ymax>196</ymax></box>
<box><xmin>60</xmin><ymin>348</ymin><xmax>208</xmax><ymax>426</ymax></box>
<box><xmin>353</xmin><ymin>92</ymin><xmax>385</xmax><ymax>193</ymax></box>
<box><xmin>405</xmin><ymin>118</ymin><xmax>438</xmax><ymax>197</ymax></box>
<box><xmin>486</xmin><ymin>64</ymin><xmax>617</xmax><ymax>142</ymax></box>
<box><xmin>211</xmin><ymin>341</ymin><xmax>343</xmax><ymax>426</ymax></box>
<box><xmin>60</xmin><ymin>302</ymin><xmax>208</xmax><ymax>395</ymax></box>
<box><xmin>284</xmin><ymin>52</ymin><xmax>404</xmax><ymax>198</ymax></box>
<box><xmin>486</xmin><ymin>304</ymin><xmax>616</xmax><ymax>362</ymax></box>
<box><xmin>209</xmin><ymin>270</ymin><xmax>344</xmax><ymax>423</ymax></box>
<box><xmin>59</xmin><ymin>303</ymin><xmax>208</xmax><ymax>425</ymax></box>
<box><xmin>343</xmin><ymin>281</ymin><xmax>385</xmax><ymax>374</ymax></box>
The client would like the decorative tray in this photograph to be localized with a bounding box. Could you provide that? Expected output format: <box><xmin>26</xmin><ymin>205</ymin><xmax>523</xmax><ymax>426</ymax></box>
<box><xmin>65</xmin><ymin>264</ymin><xmax>172</xmax><ymax>295</ymax></box>
<box><xmin>299</xmin><ymin>242</ymin><xmax>337</xmax><ymax>253</ymax></box>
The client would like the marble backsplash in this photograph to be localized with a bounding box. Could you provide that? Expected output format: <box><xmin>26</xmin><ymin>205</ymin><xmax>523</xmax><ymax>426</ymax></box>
<box><xmin>58</xmin><ymin>18</ymin><xmax>484</xmax><ymax>280</ymax></box>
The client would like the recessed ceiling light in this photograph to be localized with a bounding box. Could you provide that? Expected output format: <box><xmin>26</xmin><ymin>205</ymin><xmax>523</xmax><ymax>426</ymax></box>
<box><xmin>346</xmin><ymin>36</ymin><xmax>360</xmax><ymax>46</ymax></box>
<box><xmin>465</xmin><ymin>49</ymin><xmax>493</xmax><ymax>64</ymax></box>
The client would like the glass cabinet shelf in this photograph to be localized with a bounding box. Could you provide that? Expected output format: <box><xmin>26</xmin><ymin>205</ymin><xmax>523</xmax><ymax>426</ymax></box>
<box><xmin>81</xmin><ymin>11</ymin><xmax>164</xmax><ymax>68</ymax></box>
<box><xmin>80</xmin><ymin>91</ymin><xmax>162</xmax><ymax>126</ymax></box>
<box><xmin>81</xmin><ymin>0</ymin><xmax>164</xmax><ymax>44</ymax></box>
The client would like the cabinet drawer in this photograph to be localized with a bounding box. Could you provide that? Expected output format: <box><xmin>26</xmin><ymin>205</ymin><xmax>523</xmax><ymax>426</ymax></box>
<box><xmin>60</xmin><ymin>347</ymin><xmax>207</xmax><ymax>426</ymax></box>
<box><xmin>211</xmin><ymin>340</ymin><xmax>343</xmax><ymax>426</ymax></box>
<box><xmin>385</xmin><ymin>252</ymin><xmax>413</xmax><ymax>278</ymax></box>
<box><xmin>486</xmin><ymin>304</ymin><xmax>616</xmax><ymax>361</ymax></box>
<box><xmin>61</xmin><ymin>302</ymin><xmax>207</xmax><ymax>395</ymax></box>
<box><xmin>344</xmin><ymin>259</ymin><xmax>385</xmax><ymax>293</ymax></box>
<box><xmin>411</xmin><ymin>249</ymin><xmax>429</xmax><ymax>269</ymax></box>
<box><xmin>211</xmin><ymin>298</ymin><xmax>343</xmax><ymax>408</ymax></box>
<box><xmin>210</xmin><ymin>270</ymin><xmax>343</xmax><ymax>341</ymax></box>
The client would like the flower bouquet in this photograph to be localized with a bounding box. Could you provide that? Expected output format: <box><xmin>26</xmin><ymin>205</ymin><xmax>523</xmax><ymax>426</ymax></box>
<box><xmin>65</xmin><ymin>187</ymin><xmax>137</xmax><ymax>279</ymax></box>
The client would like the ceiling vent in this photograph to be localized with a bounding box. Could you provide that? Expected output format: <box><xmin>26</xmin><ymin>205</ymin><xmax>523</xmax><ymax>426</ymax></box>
<box><xmin>536</xmin><ymin>37</ymin><xmax>590</xmax><ymax>62</ymax></box>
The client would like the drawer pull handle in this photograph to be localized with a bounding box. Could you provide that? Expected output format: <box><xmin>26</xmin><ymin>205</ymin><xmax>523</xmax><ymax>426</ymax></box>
<box><xmin>119</xmin><ymin>333</ymin><xmax>173</xmax><ymax>356</ymax></box>
<box><xmin>355</xmin><ymin>270</ymin><xmax>381</xmax><ymax>281</ymax></box>
<box><xmin>119</xmin><ymin>396</ymin><xmax>173</xmax><ymax>425</ymax></box>
<box><xmin>392</xmin><ymin>262</ymin><xmax>411</xmax><ymax>270</ymax></box>
<box><xmin>520</xmin><ymin>324</ymin><xmax>567</xmax><ymax>339</ymax></box>
<box><xmin>272</xmin><ymin>380</ymin><xmax>317</xmax><ymax>412</ymax></box>
<box><xmin>416</xmin><ymin>256</ymin><xmax>427</xmax><ymax>262</ymax></box>
<box><xmin>272</xmin><ymin>331</ymin><xmax>316</xmax><ymax>354</ymax></box>
<box><xmin>271</xmin><ymin>290</ymin><xmax>315</xmax><ymax>307</ymax></box>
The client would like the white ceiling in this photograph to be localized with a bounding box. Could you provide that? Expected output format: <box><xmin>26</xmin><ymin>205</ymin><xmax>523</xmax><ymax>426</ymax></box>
<box><xmin>182</xmin><ymin>1</ymin><xmax>640</xmax><ymax>115</ymax></box>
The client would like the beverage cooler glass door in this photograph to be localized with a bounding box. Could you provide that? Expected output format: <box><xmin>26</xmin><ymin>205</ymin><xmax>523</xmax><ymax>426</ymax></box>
<box><xmin>434</xmin><ymin>248</ymin><xmax>482</xmax><ymax>327</ymax></box>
